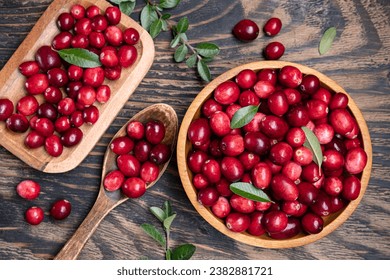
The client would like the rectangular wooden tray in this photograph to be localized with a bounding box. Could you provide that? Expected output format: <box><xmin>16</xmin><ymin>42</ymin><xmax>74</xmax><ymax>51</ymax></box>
<box><xmin>0</xmin><ymin>0</ymin><xmax>154</xmax><ymax>173</ymax></box>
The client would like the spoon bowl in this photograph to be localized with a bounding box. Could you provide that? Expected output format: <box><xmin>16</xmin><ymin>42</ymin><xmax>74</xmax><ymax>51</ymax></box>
<box><xmin>54</xmin><ymin>103</ymin><xmax>178</xmax><ymax>260</ymax></box>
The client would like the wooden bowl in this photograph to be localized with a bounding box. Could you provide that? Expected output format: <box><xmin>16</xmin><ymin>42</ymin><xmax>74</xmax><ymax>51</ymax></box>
<box><xmin>177</xmin><ymin>61</ymin><xmax>372</xmax><ymax>248</ymax></box>
<box><xmin>0</xmin><ymin>0</ymin><xmax>154</xmax><ymax>173</ymax></box>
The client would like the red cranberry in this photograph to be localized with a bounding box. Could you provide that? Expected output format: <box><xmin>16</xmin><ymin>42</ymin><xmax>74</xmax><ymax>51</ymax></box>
<box><xmin>299</xmin><ymin>74</ymin><xmax>320</xmax><ymax>95</ymax></box>
<box><xmin>16</xmin><ymin>180</ymin><xmax>41</xmax><ymax>200</ymax></box>
<box><xmin>127</xmin><ymin>120</ymin><xmax>145</xmax><ymax>140</ymax></box>
<box><xmin>140</xmin><ymin>161</ymin><xmax>159</xmax><ymax>184</ymax></box>
<box><xmin>70</xmin><ymin>4</ymin><xmax>85</xmax><ymax>20</ymax></box>
<box><xmin>25</xmin><ymin>206</ymin><xmax>44</xmax><ymax>225</ymax></box>
<box><xmin>96</xmin><ymin>84</ymin><xmax>111</xmax><ymax>103</ymax></box>
<box><xmin>105</xmin><ymin>6</ymin><xmax>121</xmax><ymax>25</ymax></box>
<box><xmin>123</xmin><ymin>27</ymin><xmax>140</xmax><ymax>45</ymax></box>
<box><xmin>257</xmin><ymin>68</ymin><xmax>278</xmax><ymax>85</ymax></box>
<box><xmin>282</xmin><ymin>161</ymin><xmax>302</xmax><ymax>182</ymax></box>
<box><xmin>83</xmin><ymin>105</ymin><xmax>99</xmax><ymax>124</ymax></box>
<box><xmin>201</xmin><ymin>99</ymin><xmax>223</xmax><ymax>118</ymax></box>
<box><xmin>230</xmin><ymin>194</ymin><xmax>255</xmax><ymax>214</ymax></box>
<box><xmin>104</xmin><ymin>170</ymin><xmax>125</xmax><ymax>191</ymax></box>
<box><xmin>86</xmin><ymin>5</ymin><xmax>100</xmax><ymax>18</ymax></box>
<box><xmin>239</xmin><ymin>90</ymin><xmax>260</xmax><ymax>107</ymax></box>
<box><xmin>244</xmin><ymin>131</ymin><xmax>271</xmax><ymax>155</ymax></box>
<box><xmin>187</xmin><ymin>150</ymin><xmax>209</xmax><ymax>173</ymax></box>
<box><xmin>324</xmin><ymin>176</ymin><xmax>343</xmax><ymax>196</ymax></box>
<box><xmin>44</xmin><ymin>86</ymin><xmax>63</xmax><ymax>104</ymax></box>
<box><xmin>91</xmin><ymin>14</ymin><xmax>108</xmax><ymax>31</ymax></box>
<box><xmin>61</xmin><ymin>127</ymin><xmax>83</xmax><ymax>147</ymax></box>
<box><xmin>293</xmin><ymin>146</ymin><xmax>313</xmax><ymax>166</ymax></box>
<box><xmin>57</xmin><ymin>12</ymin><xmax>75</xmax><ymax>31</ymax></box>
<box><xmin>239</xmin><ymin>151</ymin><xmax>260</xmax><ymax>171</ymax></box>
<box><xmin>35</xmin><ymin>118</ymin><xmax>55</xmax><ymax>137</ymax></box>
<box><xmin>301</xmin><ymin>212</ymin><xmax>323</xmax><ymax>234</ymax></box>
<box><xmin>45</xmin><ymin>135</ymin><xmax>63</xmax><ymax>157</ymax></box>
<box><xmin>306</xmin><ymin>99</ymin><xmax>328</xmax><ymax>120</ymax></box>
<box><xmin>329</xmin><ymin>196</ymin><xmax>345</xmax><ymax>213</ymax></box>
<box><xmin>58</xmin><ymin>97</ymin><xmax>76</xmax><ymax>116</ymax></box>
<box><xmin>297</xmin><ymin>181</ymin><xmax>319</xmax><ymax>205</ymax></box>
<box><xmin>17</xmin><ymin>95</ymin><xmax>38</xmax><ymax>116</ymax></box>
<box><xmin>70</xmin><ymin>110</ymin><xmax>84</xmax><ymax>127</ymax></box>
<box><xmin>271</xmin><ymin>174</ymin><xmax>299</xmax><ymax>201</ymax></box>
<box><xmin>263</xmin><ymin>41</ymin><xmax>285</xmax><ymax>60</ymax></box>
<box><xmin>201</xmin><ymin>159</ymin><xmax>221</xmax><ymax>183</ymax></box>
<box><xmin>19</xmin><ymin>61</ymin><xmax>40</xmax><ymax>77</ymax></box>
<box><xmin>220</xmin><ymin>156</ymin><xmax>244</xmax><ymax>182</ymax></box>
<box><xmin>253</xmin><ymin>80</ymin><xmax>275</xmax><ymax>98</ymax></box>
<box><xmin>149</xmin><ymin>143</ymin><xmax>171</xmax><ymax>164</ymax></box>
<box><xmin>134</xmin><ymin>140</ymin><xmax>152</xmax><ymax>163</ymax></box>
<box><xmin>260</xmin><ymin>115</ymin><xmax>289</xmax><ymax>139</ymax></box>
<box><xmin>220</xmin><ymin>134</ymin><xmax>244</xmax><ymax>156</ymax></box>
<box><xmin>193</xmin><ymin>173</ymin><xmax>209</xmax><ymax>189</ymax></box>
<box><xmin>246</xmin><ymin>212</ymin><xmax>266</xmax><ymax>236</ymax></box>
<box><xmin>110</xmin><ymin>136</ymin><xmax>134</xmax><ymax>155</ymax></box>
<box><xmin>313</xmin><ymin>123</ymin><xmax>334</xmax><ymax>145</ymax></box>
<box><xmin>74</xmin><ymin>17</ymin><xmax>92</xmax><ymax>35</ymax></box>
<box><xmin>52</xmin><ymin>31</ymin><xmax>72</xmax><ymax>50</ymax></box>
<box><xmin>122</xmin><ymin>177</ymin><xmax>146</xmax><ymax>198</ymax></box>
<box><xmin>25</xmin><ymin>73</ymin><xmax>49</xmax><ymax>95</ymax></box>
<box><xmin>235</xmin><ymin>69</ymin><xmax>257</xmax><ymax>89</ymax></box>
<box><xmin>89</xmin><ymin>31</ymin><xmax>106</xmax><ymax>48</ymax></box>
<box><xmin>225</xmin><ymin>103</ymin><xmax>241</xmax><ymax>119</ymax></box>
<box><xmin>197</xmin><ymin>187</ymin><xmax>219</xmax><ymax>206</ymax></box>
<box><xmin>344</xmin><ymin>147</ymin><xmax>367</xmax><ymax>174</ymax></box>
<box><xmin>225</xmin><ymin>212</ymin><xmax>250</xmax><ymax>232</ymax></box>
<box><xmin>118</xmin><ymin>45</ymin><xmax>138</xmax><ymax>68</ymax></box>
<box><xmin>251</xmin><ymin>162</ymin><xmax>272</xmax><ymax>189</ymax></box>
<box><xmin>104</xmin><ymin>25</ymin><xmax>123</xmax><ymax>46</ymax></box>
<box><xmin>283</xmin><ymin>88</ymin><xmax>302</xmax><ymax>105</ymax></box>
<box><xmin>35</xmin><ymin>45</ymin><xmax>62</xmax><ymax>72</ymax></box>
<box><xmin>330</xmin><ymin>92</ymin><xmax>349</xmax><ymax>110</ymax></box>
<box><xmin>215</xmin><ymin>178</ymin><xmax>233</xmax><ymax>197</ymax></box>
<box><xmin>243</xmin><ymin>112</ymin><xmax>265</xmax><ymax>132</ymax></box>
<box><xmin>262</xmin><ymin>210</ymin><xmax>288</xmax><ymax>233</ymax></box>
<box><xmin>323</xmin><ymin>149</ymin><xmax>344</xmax><ymax>171</ymax></box>
<box><xmin>6</xmin><ymin>113</ymin><xmax>29</xmax><ymax>132</ymax></box>
<box><xmin>329</xmin><ymin>108</ymin><xmax>355</xmax><ymax>136</ymax></box>
<box><xmin>232</xmin><ymin>19</ymin><xmax>259</xmax><ymax>41</ymax></box>
<box><xmin>285</xmin><ymin>127</ymin><xmax>306</xmax><ymax>148</ymax></box>
<box><xmin>269</xmin><ymin>142</ymin><xmax>293</xmax><ymax>165</ymax></box>
<box><xmin>71</xmin><ymin>34</ymin><xmax>89</xmax><ymax>48</ymax></box>
<box><xmin>100</xmin><ymin>47</ymin><xmax>119</xmax><ymax>67</ymax></box>
<box><xmin>310</xmin><ymin>191</ymin><xmax>331</xmax><ymax>216</ymax></box>
<box><xmin>278</xmin><ymin>65</ymin><xmax>303</xmax><ymax>88</ymax></box>
<box><xmin>50</xmin><ymin>199</ymin><xmax>71</xmax><ymax>220</ymax></box>
<box><xmin>77</xmin><ymin>85</ymin><xmax>96</xmax><ymax>107</ymax></box>
<box><xmin>281</xmin><ymin>200</ymin><xmax>302</xmax><ymax>216</ymax></box>
<box><xmin>263</xmin><ymin>17</ymin><xmax>282</xmax><ymax>36</ymax></box>
<box><xmin>25</xmin><ymin>131</ymin><xmax>45</xmax><ymax>148</ymax></box>
<box><xmin>211</xmin><ymin>196</ymin><xmax>231</xmax><ymax>219</ymax></box>
<box><xmin>268</xmin><ymin>217</ymin><xmax>302</xmax><ymax>239</ymax></box>
<box><xmin>37</xmin><ymin>103</ymin><xmax>58</xmax><ymax>122</ymax></box>
<box><xmin>214</xmin><ymin>80</ymin><xmax>240</xmax><ymax>105</ymax></box>
<box><xmin>83</xmin><ymin>67</ymin><xmax>105</xmax><ymax>88</ymax></box>
<box><xmin>104</xmin><ymin>65</ymin><xmax>122</xmax><ymax>80</ymax></box>
<box><xmin>301</xmin><ymin>162</ymin><xmax>322</xmax><ymax>183</ymax></box>
<box><xmin>209</xmin><ymin>111</ymin><xmax>231</xmax><ymax>136</ymax></box>
<box><xmin>145</xmin><ymin>120</ymin><xmax>165</xmax><ymax>145</ymax></box>
<box><xmin>342</xmin><ymin>175</ymin><xmax>361</xmax><ymax>201</ymax></box>
<box><xmin>286</xmin><ymin>105</ymin><xmax>310</xmax><ymax>127</ymax></box>
<box><xmin>0</xmin><ymin>98</ymin><xmax>14</xmax><ymax>121</ymax></box>
<box><xmin>117</xmin><ymin>154</ymin><xmax>141</xmax><ymax>177</ymax></box>
<box><xmin>187</xmin><ymin>118</ymin><xmax>211</xmax><ymax>147</ymax></box>
<box><xmin>54</xmin><ymin>116</ymin><xmax>71</xmax><ymax>133</ymax></box>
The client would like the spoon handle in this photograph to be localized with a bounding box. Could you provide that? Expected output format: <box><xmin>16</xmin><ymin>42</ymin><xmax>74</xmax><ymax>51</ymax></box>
<box><xmin>53</xmin><ymin>193</ymin><xmax>116</xmax><ymax>260</ymax></box>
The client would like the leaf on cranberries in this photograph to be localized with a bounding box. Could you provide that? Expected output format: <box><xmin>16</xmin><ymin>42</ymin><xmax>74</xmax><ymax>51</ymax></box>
<box><xmin>58</xmin><ymin>48</ymin><xmax>101</xmax><ymax>68</ymax></box>
<box><xmin>230</xmin><ymin>182</ymin><xmax>273</xmax><ymax>203</ymax></box>
<box><xmin>230</xmin><ymin>105</ymin><xmax>259</xmax><ymax>129</ymax></box>
<box><xmin>302</xmin><ymin>126</ymin><xmax>323</xmax><ymax>169</ymax></box>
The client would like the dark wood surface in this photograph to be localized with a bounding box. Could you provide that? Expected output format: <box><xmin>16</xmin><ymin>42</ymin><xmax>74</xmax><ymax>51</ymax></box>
<box><xmin>0</xmin><ymin>0</ymin><xmax>389</xmax><ymax>260</ymax></box>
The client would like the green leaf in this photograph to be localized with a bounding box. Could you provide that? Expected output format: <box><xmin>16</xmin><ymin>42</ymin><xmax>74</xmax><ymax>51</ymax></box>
<box><xmin>150</xmin><ymin>19</ymin><xmax>163</xmax><ymax>38</ymax></box>
<box><xmin>163</xmin><ymin>214</ymin><xmax>177</xmax><ymax>231</ymax></box>
<box><xmin>141</xmin><ymin>223</ymin><xmax>166</xmax><ymax>247</ymax></box>
<box><xmin>176</xmin><ymin>17</ymin><xmax>189</xmax><ymax>33</ymax></box>
<box><xmin>150</xmin><ymin>206</ymin><xmax>166</xmax><ymax>222</ymax></box>
<box><xmin>174</xmin><ymin>44</ymin><xmax>188</xmax><ymax>62</ymax></box>
<box><xmin>302</xmin><ymin>126</ymin><xmax>323</xmax><ymax>169</ymax></box>
<box><xmin>197</xmin><ymin>60</ymin><xmax>211</xmax><ymax>82</ymax></box>
<box><xmin>171</xmin><ymin>244</ymin><xmax>196</xmax><ymax>260</ymax></box>
<box><xmin>57</xmin><ymin>48</ymin><xmax>101</xmax><ymax>68</ymax></box>
<box><xmin>230</xmin><ymin>105</ymin><xmax>259</xmax><ymax>129</ymax></box>
<box><xmin>166</xmin><ymin>248</ymin><xmax>172</xmax><ymax>260</ymax></box>
<box><xmin>140</xmin><ymin>4</ymin><xmax>158</xmax><ymax>31</ymax></box>
<box><xmin>230</xmin><ymin>182</ymin><xmax>273</xmax><ymax>203</ymax></box>
<box><xmin>159</xmin><ymin>0</ymin><xmax>181</xmax><ymax>9</ymax></box>
<box><xmin>186</xmin><ymin>53</ymin><xmax>197</xmax><ymax>68</ymax></box>
<box><xmin>119</xmin><ymin>1</ymin><xmax>136</xmax><ymax>15</ymax></box>
<box><xmin>170</xmin><ymin>34</ymin><xmax>181</xmax><ymax>48</ymax></box>
<box><xmin>195</xmin><ymin>42</ymin><xmax>220</xmax><ymax>58</ymax></box>
<box><xmin>164</xmin><ymin>201</ymin><xmax>173</xmax><ymax>217</ymax></box>
<box><xmin>319</xmin><ymin>27</ymin><xmax>337</xmax><ymax>55</ymax></box>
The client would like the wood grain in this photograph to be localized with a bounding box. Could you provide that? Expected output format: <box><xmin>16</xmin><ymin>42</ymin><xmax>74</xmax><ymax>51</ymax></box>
<box><xmin>0</xmin><ymin>0</ymin><xmax>389</xmax><ymax>260</ymax></box>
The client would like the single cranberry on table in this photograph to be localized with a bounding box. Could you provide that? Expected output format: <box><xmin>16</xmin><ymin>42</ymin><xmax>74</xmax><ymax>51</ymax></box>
<box><xmin>263</xmin><ymin>17</ymin><xmax>282</xmax><ymax>37</ymax></box>
<box><xmin>16</xmin><ymin>180</ymin><xmax>41</xmax><ymax>200</ymax></box>
<box><xmin>50</xmin><ymin>199</ymin><xmax>72</xmax><ymax>220</ymax></box>
<box><xmin>232</xmin><ymin>19</ymin><xmax>260</xmax><ymax>42</ymax></box>
<box><xmin>25</xmin><ymin>206</ymin><xmax>44</xmax><ymax>225</ymax></box>
<box><xmin>263</xmin><ymin>41</ymin><xmax>285</xmax><ymax>60</ymax></box>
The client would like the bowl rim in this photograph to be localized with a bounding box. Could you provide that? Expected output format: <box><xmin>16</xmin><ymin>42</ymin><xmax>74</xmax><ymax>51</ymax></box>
<box><xmin>177</xmin><ymin>61</ymin><xmax>372</xmax><ymax>248</ymax></box>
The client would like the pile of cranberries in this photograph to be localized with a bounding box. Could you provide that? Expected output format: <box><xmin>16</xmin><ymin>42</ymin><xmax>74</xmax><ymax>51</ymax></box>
<box><xmin>16</xmin><ymin>179</ymin><xmax>71</xmax><ymax>225</ymax></box>
<box><xmin>103</xmin><ymin>119</ymin><xmax>171</xmax><ymax>199</ymax></box>
<box><xmin>0</xmin><ymin>4</ymin><xmax>140</xmax><ymax>157</ymax></box>
<box><xmin>233</xmin><ymin>17</ymin><xmax>285</xmax><ymax>60</ymax></box>
<box><xmin>186</xmin><ymin>65</ymin><xmax>368</xmax><ymax>239</ymax></box>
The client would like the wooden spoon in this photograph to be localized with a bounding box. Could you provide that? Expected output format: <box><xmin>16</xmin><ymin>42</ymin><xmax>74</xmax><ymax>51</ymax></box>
<box><xmin>54</xmin><ymin>103</ymin><xmax>178</xmax><ymax>260</ymax></box>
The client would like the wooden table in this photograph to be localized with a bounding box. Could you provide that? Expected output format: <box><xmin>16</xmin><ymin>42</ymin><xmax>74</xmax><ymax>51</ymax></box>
<box><xmin>0</xmin><ymin>0</ymin><xmax>389</xmax><ymax>260</ymax></box>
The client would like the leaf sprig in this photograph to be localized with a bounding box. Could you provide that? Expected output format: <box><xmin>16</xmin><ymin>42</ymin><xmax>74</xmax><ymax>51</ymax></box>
<box><xmin>141</xmin><ymin>201</ymin><xmax>196</xmax><ymax>260</ymax></box>
<box><xmin>112</xmin><ymin>0</ymin><xmax>220</xmax><ymax>82</ymax></box>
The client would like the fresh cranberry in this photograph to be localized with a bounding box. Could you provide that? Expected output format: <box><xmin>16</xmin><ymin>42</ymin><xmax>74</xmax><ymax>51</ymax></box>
<box><xmin>100</xmin><ymin>47</ymin><xmax>119</xmax><ymax>67</ymax></box>
<box><xmin>119</xmin><ymin>45</ymin><xmax>138</xmax><ymax>68</ymax></box>
<box><xmin>61</xmin><ymin>127</ymin><xmax>83</xmax><ymax>147</ymax></box>
<box><xmin>270</xmin><ymin>174</ymin><xmax>299</xmax><ymax>201</ymax></box>
<box><xmin>329</xmin><ymin>108</ymin><xmax>355</xmax><ymax>136</ymax></box>
<box><xmin>225</xmin><ymin>212</ymin><xmax>250</xmax><ymax>232</ymax></box>
<box><xmin>110</xmin><ymin>136</ymin><xmax>134</xmax><ymax>155</ymax></box>
<box><xmin>122</xmin><ymin>177</ymin><xmax>146</xmax><ymax>198</ymax></box>
<box><xmin>83</xmin><ymin>67</ymin><xmax>105</xmax><ymax>88</ymax></box>
<box><xmin>187</xmin><ymin>118</ymin><xmax>211</xmax><ymax>147</ymax></box>
<box><xmin>105</xmin><ymin>6</ymin><xmax>121</xmax><ymax>25</ymax></box>
<box><xmin>83</xmin><ymin>105</ymin><xmax>99</xmax><ymax>124</ymax></box>
<box><xmin>257</xmin><ymin>68</ymin><xmax>278</xmax><ymax>85</ymax></box>
<box><xmin>323</xmin><ymin>176</ymin><xmax>343</xmax><ymax>196</ymax></box>
<box><xmin>201</xmin><ymin>99</ymin><xmax>223</xmax><ymax>118</ymax></box>
<box><xmin>201</xmin><ymin>159</ymin><xmax>221</xmax><ymax>183</ymax></box>
<box><xmin>297</xmin><ymin>181</ymin><xmax>319</xmax><ymax>205</ymax></box>
<box><xmin>104</xmin><ymin>25</ymin><xmax>123</xmax><ymax>46</ymax></box>
<box><xmin>117</xmin><ymin>154</ymin><xmax>141</xmax><ymax>177</ymax></box>
<box><xmin>134</xmin><ymin>140</ymin><xmax>152</xmax><ymax>163</ymax></box>
<box><xmin>187</xmin><ymin>150</ymin><xmax>209</xmax><ymax>173</ymax></box>
<box><xmin>45</xmin><ymin>135</ymin><xmax>63</xmax><ymax>157</ymax></box>
<box><xmin>253</xmin><ymin>80</ymin><xmax>275</xmax><ymax>98</ymax></box>
<box><xmin>344</xmin><ymin>147</ymin><xmax>367</xmax><ymax>174</ymax></box>
<box><xmin>54</xmin><ymin>116</ymin><xmax>71</xmax><ymax>133</ymax></box>
<box><xmin>50</xmin><ymin>199</ymin><xmax>72</xmax><ymax>220</ymax></box>
<box><xmin>262</xmin><ymin>210</ymin><xmax>288</xmax><ymax>233</ymax></box>
<box><xmin>244</xmin><ymin>131</ymin><xmax>271</xmax><ymax>155</ymax></box>
<box><xmin>86</xmin><ymin>5</ymin><xmax>100</xmax><ymax>18</ymax></box>
<box><xmin>232</xmin><ymin>19</ymin><xmax>259</xmax><ymax>41</ymax></box>
<box><xmin>235</xmin><ymin>69</ymin><xmax>257</xmax><ymax>89</ymax></box>
<box><xmin>16</xmin><ymin>180</ymin><xmax>41</xmax><ymax>200</ymax></box>
<box><xmin>282</xmin><ymin>161</ymin><xmax>302</xmax><ymax>182</ymax></box>
<box><xmin>301</xmin><ymin>212</ymin><xmax>323</xmax><ymax>234</ymax></box>
<box><xmin>57</xmin><ymin>12</ymin><xmax>75</xmax><ymax>31</ymax></box>
<box><xmin>71</xmin><ymin>34</ymin><xmax>89</xmax><ymax>48</ymax></box>
<box><xmin>300</xmin><ymin>74</ymin><xmax>320</xmax><ymax>95</ymax></box>
<box><xmin>209</xmin><ymin>111</ymin><xmax>231</xmax><ymax>136</ymax></box>
<box><xmin>145</xmin><ymin>120</ymin><xmax>165</xmax><ymax>145</ymax></box>
<box><xmin>25</xmin><ymin>206</ymin><xmax>44</xmax><ymax>225</ymax></box>
<box><xmin>123</xmin><ymin>27</ymin><xmax>140</xmax><ymax>45</ymax></box>
<box><xmin>263</xmin><ymin>17</ymin><xmax>282</xmax><ymax>36</ymax></box>
<box><xmin>35</xmin><ymin>45</ymin><xmax>62</xmax><ymax>72</ymax></box>
<box><xmin>96</xmin><ymin>84</ymin><xmax>111</xmax><ymax>103</ymax></box>
<box><xmin>230</xmin><ymin>194</ymin><xmax>255</xmax><ymax>213</ymax></box>
<box><xmin>140</xmin><ymin>161</ymin><xmax>159</xmax><ymax>184</ymax></box>
<box><xmin>260</xmin><ymin>115</ymin><xmax>289</xmax><ymax>139</ymax></box>
<box><xmin>211</xmin><ymin>196</ymin><xmax>231</xmax><ymax>219</ymax></box>
<box><xmin>6</xmin><ymin>113</ymin><xmax>29</xmax><ymax>132</ymax></box>
<box><xmin>263</xmin><ymin>41</ymin><xmax>285</xmax><ymax>60</ymax></box>
<box><xmin>214</xmin><ymin>80</ymin><xmax>240</xmax><ymax>105</ymax></box>
<box><xmin>25</xmin><ymin>131</ymin><xmax>45</xmax><ymax>148</ymax></box>
<box><xmin>310</xmin><ymin>191</ymin><xmax>331</xmax><ymax>216</ymax></box>
<box><xmin>220</xmin><ymin>156</ymin><xmax>244</xmax><ymax>182</ymax></box>
<box><xmin>329</xmin><ymin>92</ymin><xmax>349</xmax><ymax>110</ymax></box>
<box><xmin>52</xmin><ymin>31</ymin><xmax>72</xmax><ymax>50</ymax></box>
<box><xmin>278</xmin><ymin>65</ymin><xmax>303</xmax><ymax>88</ymax></box>
<box><xmin>19</xmin><ymin>61</ymin><xmax>40</xmax><ymax>77</ymax></box>
<box><xmin>127</xmin><ymin>120</ymin><xmax>145</xmax><ymax>140</ymax></box>
<box><xmin>17</xmin><ymin>95</ymin><xmax>38</xmax><ymax>116</ymax></box>
<box><xmin>25</xmin><ymin>73</ymin><xmax>49</xmax><ymax>95</ymax></box>
<box><xmin>192</xmin><ymin>173</ymin><xmax>209</xmax><ymax>189</ymax></box>
<box><xmin>323</xmin><ymin>149</ymin><xmax>344</xmax><ymax>170</ymax></box>
<box><xmin>342</xmin><ymin>175</ymin><xmax>361</xmax><ymax>200</ymax></box>
<box><xmin>91</xmin><ymin>14</ymin><xmax>108</xmax><ymax>31</ymax></box>
<box><xmin>149</xmin><ymin>143</ymin><xmax>171</xmax><ymax>164</ymax></box>
<box><xmin>104</xmin><ymin>170</ymin><xmax>125</xmax><ymax>191</ymax></box>
<box><xmin>37</xmin><ymin>103</ymin><xmax>58</xmax><ymax>122</ymax></box>
<box><xmin>197</xmin><ymin>187</ymin><xmax>219</xmax><ymax>206</ymax></box>
<box><xmin>267</xmin><ymin>91</ymin><xmax>289</xmax><ymax>116</ymax></box>
<box><xmin>70</xmin><ymin>4</ymin><xmax>85</xmax><ymax>20</ymax></box>
<box><xmin>268</xmin><ymin>217</ymin><xmax>302</xmax><ymax>239</ymax></box>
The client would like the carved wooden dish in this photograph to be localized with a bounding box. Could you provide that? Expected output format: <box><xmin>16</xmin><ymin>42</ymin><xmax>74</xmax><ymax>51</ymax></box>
<box><xmin>0</xmin><ymin>0</ymin><xmax>154</xmax><ymax>173</ymax></box>
<box><xmin>177</xmin><ymin>61</ymin><xmax>372</xmax><ymax>248</ymax></box>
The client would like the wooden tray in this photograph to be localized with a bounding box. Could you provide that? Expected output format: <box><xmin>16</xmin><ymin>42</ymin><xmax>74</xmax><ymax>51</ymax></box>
<box><xmin>0</xmin><ymin>0</ymin><xmax>154</xmax><ymax>173</ymax></box>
